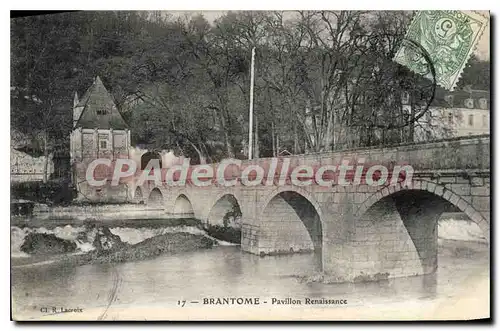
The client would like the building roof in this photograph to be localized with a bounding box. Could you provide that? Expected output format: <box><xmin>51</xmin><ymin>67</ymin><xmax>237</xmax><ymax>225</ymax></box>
<box><xmin>74</xmin><ymin>76</ymin><xmax>128</xmax><ymax>130</ymax></box>
<box><xmin>431</xmin><ymin>86</ymin><xmax>490</xmax><ymax>110</ymax></box>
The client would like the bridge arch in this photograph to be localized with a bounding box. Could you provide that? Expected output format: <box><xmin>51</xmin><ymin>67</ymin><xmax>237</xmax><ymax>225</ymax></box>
<box><xmin>133</xmin><ymin>186</ymin><xmax>144</xmax><ymax>204</ymax></box>
<box><xmin>259</xmin><ymin>186</ymin><xmax>324</xmax><ymax>221</ymax></box>
<box><xmin>147</xmin><ymin>187</ymin><xmax>164</xmax><ymax>208</ymax></box>
<box><xmin>141</xmin><ymin>151</ymin><xmax>162</xmax><ymax>170</ymax></box>
<box><xmin>258</xmin><ymin>186</ymin><xmax>323</xmax><ymax>257</ymax></box>
<box><xmin>206</xmin><ymin>194</ymin><xmax>242</xmax><ymax>228</ymax></box>
<box><xmin>355</xmin><ymin>180</ymin><xmax>489</xmax><ymax>240</ymax></box>
<box><xmin>350</xmin><ymin>180</ymin><xmax>488</xmax><ymax>278</ymax></box>
<box><xmin>173</xmin><ymin>194</ymin><xmax>195</xmax><ymax>218</ymax></box>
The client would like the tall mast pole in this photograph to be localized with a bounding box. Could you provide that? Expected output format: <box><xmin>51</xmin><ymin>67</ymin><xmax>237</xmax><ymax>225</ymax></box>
<box><xmin>248</xmin><ymin>47</ymin><xmax>255</xmax><ymax>160</ymax></box>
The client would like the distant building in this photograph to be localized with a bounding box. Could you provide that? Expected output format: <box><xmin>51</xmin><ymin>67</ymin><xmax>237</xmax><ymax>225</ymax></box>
<box><xmin>10</xmin><ymin>87</ymin><xmax>54</xmax><ymax>183</ymax></box>
<box><xmin>70</xmin><ymin>76</ymin><xmax>132</xmax><ymax>202</ymax></box>
<box><xmin>10</xmin><ymin>130</ymin><xmax>54</xmax><ymax>183</ymax></box>
<box><xmin>413</xmin><ymin>87</ymin><xmax>490</xmax><ymax>142</ymax></box>
<box><xmin>69</xmin><ymin>77</ymin><xmax>186</xmax><ymax>202</ymax></box>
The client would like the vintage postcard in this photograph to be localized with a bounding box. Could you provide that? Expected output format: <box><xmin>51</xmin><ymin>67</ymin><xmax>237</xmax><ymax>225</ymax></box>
<box><xmin>10</xmin><ymin>10</ymin><xmax>490</xmax><ymax>321</ymax></box>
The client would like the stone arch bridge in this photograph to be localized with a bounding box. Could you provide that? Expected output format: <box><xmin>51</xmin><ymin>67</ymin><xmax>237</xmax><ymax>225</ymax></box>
<box><xmin>128</xmin><ymin>135</ymin><xmax>490</xmax><ymax>282</ymax></box>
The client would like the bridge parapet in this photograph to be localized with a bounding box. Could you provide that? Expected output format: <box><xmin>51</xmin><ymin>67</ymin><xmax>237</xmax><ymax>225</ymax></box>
<box><xmin>237</xmin><ymin>135</ymin><xmax>490</xmax><ymax>172</ymax></box>
<box><xmin>128</xmin><ymin>136</ymin><xmax>489</xmax><ymax>191</ymax></box>
<box><xmin>128</xmin><ymin>136</ymin><xmax>490</xmax><ymax>283</ymax></box>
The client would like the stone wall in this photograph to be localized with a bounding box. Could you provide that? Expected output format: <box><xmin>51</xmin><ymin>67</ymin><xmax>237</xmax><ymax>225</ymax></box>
<box><xmin>32</xmin><ymin>203</ymin><xmax>165</xmax><ymax>221</ymax></box>
<box><xmin>10</xmin><ymin>148</ymin><xmax>53</xmax><ymax>182</ymax></box>
<box><xmin>341</xmin><ymin>195</ymin><xmax>439</xmax><ymax>281</ymax></box>
<box><xmin>91</xmin><ymin>135</ymin><xmax>490</xmax><ymax>282</ymax></box>
<box><xmin>71</xmin><ymin>128</ymin><xmax>131</xmax><ymax>202</ymax></box>
<box><xmin>256</xmin><ymin>194</ymin><xmax>315</xmax><ymax>255</ymax></box>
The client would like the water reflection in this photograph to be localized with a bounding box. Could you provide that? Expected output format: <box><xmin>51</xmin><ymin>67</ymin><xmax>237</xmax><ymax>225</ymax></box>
<box><xmin>12</xmin><ymin>239</ymin><xmax>488</xmax><ymax>319</ymax></box>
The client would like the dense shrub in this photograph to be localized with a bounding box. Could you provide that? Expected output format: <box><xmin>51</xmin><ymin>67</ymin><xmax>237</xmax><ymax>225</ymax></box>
<box><xmin>11</xmin><ymin>180</ymin><xmax>76</xmax><ymax>205</ymax></box>
<box><xmin>20</xmin><ymin>233</ymin><xmax>77</xmax><ymax>255</ymax></box>
<box><xmin>204</xmin><ymin>224</ymin><xmax>241</xmax><ymax>244</ymax></box>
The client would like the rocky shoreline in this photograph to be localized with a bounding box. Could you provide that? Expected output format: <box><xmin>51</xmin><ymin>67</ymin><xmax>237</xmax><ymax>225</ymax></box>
<box><xmin>11</xmin><ymin>216</ymin><xmax>486</xmax><ymax>271</ymax></box>
<box><xmin>11</xmin><ymin>221</ymin><xmax>219</xmax><ymax>268</ymax></box>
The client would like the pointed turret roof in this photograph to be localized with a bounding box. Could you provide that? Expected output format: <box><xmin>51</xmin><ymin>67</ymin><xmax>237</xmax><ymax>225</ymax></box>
<box><xmin>74</xmin><ymin>76</ymin><xmax>128</xmax><ymax>129</ymax></box>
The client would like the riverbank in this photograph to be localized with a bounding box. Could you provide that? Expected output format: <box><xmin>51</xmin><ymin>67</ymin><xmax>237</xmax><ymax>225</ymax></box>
<box><xmin>12</xmin><ymin>239</ymin><xmax>489</xmax><ymax>321</ymax></box>
<box><xmin>11</xmin><ymin>221</ymin><xmax>228</xmax><ymax>269</ymax></box>
<box><xmin>11</xmin><ymin>216</ymin><xmax>202</xmax><ymax>230</ymax></box>
<box><xmin>13</xmin><ymin>232</ymin><xmax>215</xmax><ymax>269</ymax></box>
<box><xmin>12</xmin><ymin>202</ymin><xmax>182</xmax><ymax>225</ymax></box>
<box><xmin>11</xmin><ymin>213</ymin><xmax>486</xmax><ymax>270</ymax></box>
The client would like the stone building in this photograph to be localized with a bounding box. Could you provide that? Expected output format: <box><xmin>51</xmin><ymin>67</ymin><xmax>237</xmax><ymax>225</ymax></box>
<box><xmin>10</xmin><ymin>130</ymin><xmax>54</xmax><ymax>183</ymax></box>
<box><xmin>70</xmin><ymin>76</ymin><xmax>132</xmax><ymax>202</ymax></box>
<box><xmin>69</xmin><ymin>76</ymin><xmax>189</xmax><ymax>203</ymax></box>
<box><xmin>413</xmin><ymin>87</ymin><xmax>490</xmax><ymax>142</ymax></box>
<box><xmin>10</xmin><ymin>88</ymin><xmax>54</xmax><ymax>183</ymax></box>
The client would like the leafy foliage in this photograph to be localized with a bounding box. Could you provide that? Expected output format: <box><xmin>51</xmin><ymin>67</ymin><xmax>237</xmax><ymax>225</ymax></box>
<box><xmin>11</xmin><ymin>11</ymin><xmax>490</xmax><ymax>165</ymax></box>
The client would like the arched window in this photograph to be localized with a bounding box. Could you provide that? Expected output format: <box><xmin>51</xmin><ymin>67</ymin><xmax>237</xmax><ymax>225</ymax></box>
<box><xmin>464</xmin><ymin>98</ymin><xmax>474</xmax><ymax>109</ymax></box>
<box><xmin>141</xmin><ymin>151</ymin><xmax>162</xmax><ymax>170</ymax></box>
<box><xmin>444</xmin><ymin>95</ymin><xmax>454</xmax><ymax>106</ymax></box>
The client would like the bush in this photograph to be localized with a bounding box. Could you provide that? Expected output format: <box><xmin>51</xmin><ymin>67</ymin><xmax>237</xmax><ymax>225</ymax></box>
<box><xmin>204</xmin><ymin>224</ymin><xmax>241</xmax><ymax>244</ymax></box>
<box><xmin>93</xmin><ymin>232</ymin><xmax>215</xmax><ymax>264</ymax></box>
<box><xmin>10</xmin><ymin>180</ymin><xmax>76</xmax><ymax>205</ymax></box>
<box><xmin>20</xmin><ymin>233</ymin><xmax>77</xmax><ymax>255</ymax></box>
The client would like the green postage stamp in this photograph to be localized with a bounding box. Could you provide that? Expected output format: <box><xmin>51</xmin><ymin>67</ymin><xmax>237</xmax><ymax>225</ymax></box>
<box><xmin>394</xmin><ymin>10</ymin><xmax>488</xmax><ymax>91</ymax></box>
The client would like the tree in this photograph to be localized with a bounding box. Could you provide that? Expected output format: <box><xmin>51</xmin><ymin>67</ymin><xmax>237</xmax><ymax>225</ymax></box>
<box><xmin>11</xmin><ymin>13</ymin><xmax>87</xmax><ymax>181</ymax></box>
<box><xmin>12</xmin><ymin>10</ymin><xmax>481</xmax><ymax>171</ymax></box>
<box><xmin>457</xmin><ymin>55</ymin><xmax>490</xmax><ymax>90</ymax></box>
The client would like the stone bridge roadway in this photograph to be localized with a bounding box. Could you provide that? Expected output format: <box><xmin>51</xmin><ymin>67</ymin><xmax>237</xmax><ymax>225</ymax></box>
<box><xmin>130</xmin><ymin>135</ymin><xmax>490</xmax><ymax>282</ymax></box>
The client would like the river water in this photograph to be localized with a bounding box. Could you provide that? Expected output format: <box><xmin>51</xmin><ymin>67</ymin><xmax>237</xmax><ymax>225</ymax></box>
<box><xmin>12</xmin><ymin>232</ymin><xmax>489</xmax><ymax>320</ymax></box>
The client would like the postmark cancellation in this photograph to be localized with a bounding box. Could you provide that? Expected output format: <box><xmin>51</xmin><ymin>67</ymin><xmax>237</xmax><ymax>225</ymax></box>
<box><xmin>394</xmin><ymin>10</ymin><xmax>489</xmax><ymax>91</ymax></box>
